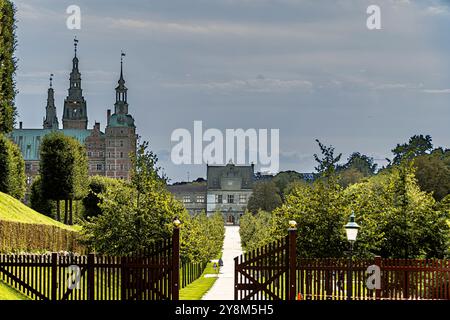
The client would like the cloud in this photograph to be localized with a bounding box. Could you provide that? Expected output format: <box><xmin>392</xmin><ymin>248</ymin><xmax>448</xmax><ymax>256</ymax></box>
<box><xmin>422</xmin><ymin>88</ymin><xmax>450</xmax><ymax>94</ymax></box>
<box><xmin>163</xmin><ymin>77</ymin><xmax>313</xmax><ymax>94</ymax></box>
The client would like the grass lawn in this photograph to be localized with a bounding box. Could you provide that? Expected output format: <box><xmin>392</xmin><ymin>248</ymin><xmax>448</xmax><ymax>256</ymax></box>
<box><xmin>0</xmin><ymin>192</ymin><xmax>77</xmax><ymax>231</ymax></box>
<box><xmin>179</xmin><ymin>260</ymin><xmax>220</xmax><ymax>300</ymax></box>
<box><xmin>0</xmin><ymin>280</ymin><xmax>29</xmax><ymax>300</ymax></box>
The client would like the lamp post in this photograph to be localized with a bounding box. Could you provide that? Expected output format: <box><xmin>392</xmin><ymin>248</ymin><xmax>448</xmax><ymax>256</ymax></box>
<box><xmin>344</xmin><ymin>212</ymin><xmax>360</xmax><ymax>301</ymax></box>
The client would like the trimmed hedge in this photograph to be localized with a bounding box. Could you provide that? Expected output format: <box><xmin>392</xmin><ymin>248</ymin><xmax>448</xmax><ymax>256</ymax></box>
<box><xmin>0</xmin><ymin>220</ymin><xmax>83</xmax><ymax>253</ymax></box>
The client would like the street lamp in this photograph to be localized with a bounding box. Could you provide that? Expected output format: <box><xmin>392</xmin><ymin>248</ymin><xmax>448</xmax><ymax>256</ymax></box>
<box><xmin>344</xmin><ymin>211</ymin><xmax>360</xmax><ymax>300</ymax></box>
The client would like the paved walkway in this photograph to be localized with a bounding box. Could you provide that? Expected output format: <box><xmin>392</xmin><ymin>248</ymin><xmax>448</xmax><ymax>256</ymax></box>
<box><xmin>202</xmin><ymin>225</ymin><xmax>243</xmax><ymax>300</ymax></box>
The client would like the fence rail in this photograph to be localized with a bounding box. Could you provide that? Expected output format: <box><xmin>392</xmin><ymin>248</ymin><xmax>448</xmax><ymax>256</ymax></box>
<box><xmin>235</xmin><ymin>227</ymin><xmax>450</xmax><ymax>301</ymax></box>
<box><xmin>180</xmin><ymin>261</ymin><xmax>207</xmax><ymax>289</ymax></box>
<box><xmin>0</xmin><ymin>228</ymin><xmax>181</xmax><ymax>300</ymax></box>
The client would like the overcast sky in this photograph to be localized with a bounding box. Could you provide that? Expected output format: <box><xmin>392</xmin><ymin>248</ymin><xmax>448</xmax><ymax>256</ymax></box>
<box><xmin>13</xmin><ymin>0</ymin><xmax>450</xmax><ymax>182</ymax></box>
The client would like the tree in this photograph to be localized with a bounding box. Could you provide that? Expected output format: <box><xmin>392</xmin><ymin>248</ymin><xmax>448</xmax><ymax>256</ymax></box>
<box><xmin>339</xmin><ymin>152</ymin><xmax>377</xmax><ymax>175</ymax></box>
<box><xmin>273</xmin><ymin>175</ymin><xmax>348</xmax><ymax>258</ymax></box>
<box><xmin>247</xmin><ymin>181</ymin><xmax>282</xmax><ymax>214</ymax></box>
<box><xmin>0</xmin><ymin>133</ymin><xmax>25</xmax><ymax>199</ymax></box>
<box><xmin>413</xmin><ymin>149</ymin><xmax>450</xmax><ymax>201</ymax></box>
<box><xmin>40</xmin><ymin>132</ymin><xmax>88</xmax><ymax>224</ymax></box>
<box><xmin>82</xmin><ymin>175</ymin><xmax>123</xmax><ymax>219</ymax></box>
<box><xmin>391</xmin><ymin>134</ymin><xmax>433</xmax><ymax>165</ymax></box>
<box><xmin>337</xmin><ymin>152</ymin><xmax>377</xmax><ymax>187</ymax></box>
<box><xmin>345</xmin><ymin>161</ymin><xmax>450</xmax><ymax>258</ymax></box>
<box><xmin>240</xmin><ymin>211</ymin><xmax>275</xmax><ymax>252</ymax></box>
<box><xmin>313</xmin><ymin>139</ymin><xmax>342</xmax><ymax>177</ymax></box>
<box><xmin>30</xmin><ymin>175</ymin><xmax>55</xmax><ymax>218</ymax></box>
<box><xmin>81</xmin><ymin>141</ymin><xmax>188</xmax><ymax>255</ymax></box>
<box><xmin>272</xmin><ymin>171</ymin><xmax>304</xmax><ymax>199</ymax></box>
<box><xmin>0</xmin><ymin>0</ymin><xmax>17</xmax><ymax>134</ymax></box>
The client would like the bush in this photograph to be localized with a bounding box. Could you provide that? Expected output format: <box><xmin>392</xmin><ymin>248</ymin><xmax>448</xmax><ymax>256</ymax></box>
<box><xmin>0</xmin><ymin>133</ymin><xmax>25</xmax><ymax>199</ymax></box>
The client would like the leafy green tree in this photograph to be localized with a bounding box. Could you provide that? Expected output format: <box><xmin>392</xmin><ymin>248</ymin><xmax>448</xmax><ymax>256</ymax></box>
<box><xmin>272</xmin><ymin>171</ymin><xmax>304</xmax><ymax>199</ymax></box>
<box><xmin>391</xmin><ymin>134</ymin><xmax>433</xmax><ymax>165</ymax></box>
<box><xmin>181</xmin><ymin>211</ymin><xmax>225</xmax><ymax>263</ymax></box>
<box><xmin>82</xmin><ymin>175</ymin><xmax>123</xmax><ymax>219</ymax></box>
<box><xmin>40</xmin><ymin>132</ymin><xmax>88</xmax><ymax>224</ymax></box>
<box><xmin>0</xmin><ymin>133</ymin><xmax>25</xmax><ymax>199</ymax></box>
<box><xmin>247</xmin><ymin>181</ymin><xmax>282</xmax><ymax>214</ymax></box>
<box><xmin>345</xmin><ymin>162</ymin><xmax>450</xmax><ymax>258</ymax></box>
<box><xmin>313</xmin><ymin>139</ymin><xmax>342</xmax><ymax>177</ymax></box>
<box><xmin>81</xmin><ymin>141</ymin><xmax>188</xmax><ymax>255</ymax></box>
<box><xmin>240</xmin><ymin>210</ymin><xmax>275</xmax><ymax>252</ymax></box>
<box><xmin>0</xmin><ymin>0</ymin><xmax>17</xmax><ymax>134</ymax></box>
<box><xmin>414</xmin><ymin>149</ymin><xmax>450</xmax><ymax>201</ymax></box>
<box><xmin>30</xmin><ymin>175</ymin><xmax>55</xmax><ymax>218</ymax></box>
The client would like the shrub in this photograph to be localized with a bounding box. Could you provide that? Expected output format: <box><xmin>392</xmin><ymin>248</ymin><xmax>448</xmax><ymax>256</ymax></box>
<box><xmin>0</xmin><ymin>133</ymin><xmax>25</xmax><ymax>199</ymax></box>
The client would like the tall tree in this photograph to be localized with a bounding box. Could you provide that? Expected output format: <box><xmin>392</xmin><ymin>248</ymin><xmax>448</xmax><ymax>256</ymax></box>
<box><xmin>337</xmin><ymin>152</ymin><xmax>377</xmax><ymax>187</ymax></box>
<box><xmin>247</xmin><ymin>181</ymin><xmax>282</xmax><ymax>214</ymax></box>
<box><xmin>0</xmin><ymin>133</ymin><xmax>25</xmax><ymax>199</ymax></box>
<box><xmin>413</xmin><ymin>149</ymin><xmax>450</xmax><ymax>201</ymax></box>
<box><xmin>313</xmin><ymin>139</ymin><xmax>342</xmax><ymax>177</ymax></box>
<box><xmin>391</xmin><ymin>134</ymin><xmax>433</xmax><ymax>165</ymax></box>
<box><xmin>40</xmin><ymin>132</ymin><xmax>88</xmax><ymax>224</ymax></box>
<box><xmin>0</xmin><ymin>0</ymin><xmax>18</xmax><ymax>133</ymax></box>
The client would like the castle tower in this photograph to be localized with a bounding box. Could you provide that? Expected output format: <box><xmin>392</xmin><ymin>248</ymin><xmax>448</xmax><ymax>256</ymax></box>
<box><xmin>62</xmin><ymin>38</ymin><xmax>88</xmax><ymax>129</ymax></box>
<box><xmin>43</xmin><ymin>74</ymin><xmax>59</xmax><ymax>129</ymax></box>
<box><xmin>105</xmin><ymin>52</ymin><xmax>136</xmax><ymax>180</ymax></box>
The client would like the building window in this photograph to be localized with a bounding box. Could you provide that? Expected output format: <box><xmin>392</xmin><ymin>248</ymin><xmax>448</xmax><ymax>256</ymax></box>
<box><xmin>196</xmin><ymin>195</ymin><xmax>205</xmax><ymax>203</ymax></box>
<box><xmin>120</xmin><ymin>140</ymin><xmax>124</xmax><ymax>147</ymax></box>
<box><xmin>240</xmin><ymin>195</ymin><xmax>246</xmax><ymax>203</ymax></box>
<box><xmin>25</xmin><ymin>163</ymin><xmax>31</xmax><ymax>171</ymax></box>
<box><xmin>183</xmin><ymin>195</ymin><xmax>191</xmax><ymax>203</ymax></box>
<box><xmin>120</xmin><ymin>164</ymin><xmax>124</xmax><ymax>170</ymax></box>
<box><xmin>120</xmin><ymin>152</ymin><xmax>123</xmax><ymax>158</ymax></box>
<box><xmin>88</xmin><ymin>151</ymin><xmax>92</xmax><ymax>157</ymax></box>
<box><xmin>108</xmin><ymin>152</ymin><xmax>111</xmax><ymax>158</ymax></box>
<box><xmin>217</xmin><ymin>194</ymin><xmax>223</xmax><ymax>204</ymax></box>
<box><xmin>227</xmin><ymin>194</ymin><xmax>234</xmax><ymax>204</ymax></box>
<box><xmin>97</xmin><ymin>164</ymin><xmax>103</xmax><ymax>171</ymax></box>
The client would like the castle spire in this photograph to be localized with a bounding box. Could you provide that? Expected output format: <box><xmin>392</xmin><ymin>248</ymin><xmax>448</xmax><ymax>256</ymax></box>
<box><xmin>63</xmin><ymin>37</ymin><xmax>88</xmax><ymax>129</ymax></box>
<box><xmin>43</xmin><ymin>74</ymin><xmax>59</xmax><ymax>129</ymax></box>
<box><xmin>114</xmin><ymin>51</ymin><xmax>128</xmax><ymax>114</ymax></box>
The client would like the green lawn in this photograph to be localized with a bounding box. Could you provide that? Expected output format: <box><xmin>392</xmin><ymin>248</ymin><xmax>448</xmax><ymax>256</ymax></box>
<box><xmin>179</xmin><ymin>260</ymin><xmax>220</xmax><ymax>300</ymax></box>
<box><xmin>0</xmin><ymin>280</ymin><xmax>29</xmax><ymax>300</ymax></box>
<box><xmin>0</xmin><ymin>192</ymin><xmax>77</xmax><ymax>231</ymax></box>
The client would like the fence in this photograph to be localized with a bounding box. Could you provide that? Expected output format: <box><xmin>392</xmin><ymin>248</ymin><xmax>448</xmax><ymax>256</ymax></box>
<box><xmin>235</xmin><ymin>227</ymin><xmax>450</xmax><ymax>300</ymax></box>
<box><xmin>181</xmin><ymin>261</ymin><xmax>208</xmax><ymax>289</ymax></box>
<box><xmin>0</xmin><ymin>228</ymin><xmax>181</xmax><ymax>300</ymax></box>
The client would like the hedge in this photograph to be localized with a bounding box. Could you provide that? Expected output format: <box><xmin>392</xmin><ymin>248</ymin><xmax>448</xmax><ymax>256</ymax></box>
<box><xmin>0</xmin><ymin>220</ymin><xmax>83</xmax><ymax>253</ymax></box>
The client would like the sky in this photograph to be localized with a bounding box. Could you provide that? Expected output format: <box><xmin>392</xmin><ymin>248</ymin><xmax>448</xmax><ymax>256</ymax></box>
<box><xmin>12</xmin><ymin>0</ymin><xmax>450</xmax><ymax>182</ymax></box>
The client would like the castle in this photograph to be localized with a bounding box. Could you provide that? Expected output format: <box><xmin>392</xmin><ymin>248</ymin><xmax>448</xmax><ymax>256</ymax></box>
<box><xmin>10</xmin><ymin>39</ymin><xmax>137</xmax><ymax>184</ymax></box>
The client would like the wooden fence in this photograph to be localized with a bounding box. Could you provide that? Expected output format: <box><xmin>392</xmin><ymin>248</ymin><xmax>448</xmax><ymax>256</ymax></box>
<box><xmin>0</xmin><ymin>228</ymin><xmax>181</xmax><ymax>300</ymax></box>
<box><xmin>235</xmin><ymin>227</ymin><xmax>450</xmax><ymax>300</ymax></box>
<box><xmin>181</xmin><ymin>261</ymin><xmax>207</xmax><ymax>289</ymax></box>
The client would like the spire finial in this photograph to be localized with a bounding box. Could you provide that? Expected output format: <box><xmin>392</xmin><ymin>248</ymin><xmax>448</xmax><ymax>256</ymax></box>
<box><xmin>49</xmin><ymin>73</ymin><xmax>54</xmax><ymax>88</ymax></box>
<box><xmin>74</xmin><ymin>37</ymin><xmax>79</xmax><ymax>57</ymax></box>
<box><xmin>120</xmin><ymin>51</ymin><xmax>126</xmax><ymax>80</ymax></box>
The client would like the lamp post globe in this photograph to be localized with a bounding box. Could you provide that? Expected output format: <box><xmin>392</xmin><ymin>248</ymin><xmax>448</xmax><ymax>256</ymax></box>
<box><xmin>344</xmin><ymin>212</ymin><xmax>360</xmax><ymax>243</ymax></box>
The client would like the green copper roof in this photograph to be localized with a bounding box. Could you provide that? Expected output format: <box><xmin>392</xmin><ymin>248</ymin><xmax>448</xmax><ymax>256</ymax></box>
<box><xmin>10</xmin><ymin>129</ymin><xmax>95</xmax><ymax>161</ymax></box>
<box><xmin>108</xmin><ymin>114</ymin><xmax>135</xmax><ymax>128</ymax></box>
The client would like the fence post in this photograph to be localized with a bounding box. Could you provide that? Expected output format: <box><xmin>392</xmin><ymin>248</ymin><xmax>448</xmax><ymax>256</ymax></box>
<box><xmin>51</xmin><ymin>253</ymin><xmax>58</xmax><ymax>301</ymax></box>
<box><xmin>87</xmin><ymin>253</ymin><xmax>95</xmax><ymax>300</ymax></box>
<box><xmin>287</xmin><ymin>221</ymin><xmax>297</xmax><ymax>300</ymax></box>
<box><xmin>172</xmin><ymin>222</ymin><xmax>180</xmax><ymax>300</ymax></box>
<box><xmin>375</xmin><ymin>256</ymin><xmax>382</xmax><ymax>300</ymax></box>
<box><xmin>121</xmin><ymin>256</ymin><xmax>126</xmax><ymax>300</ymax></box>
